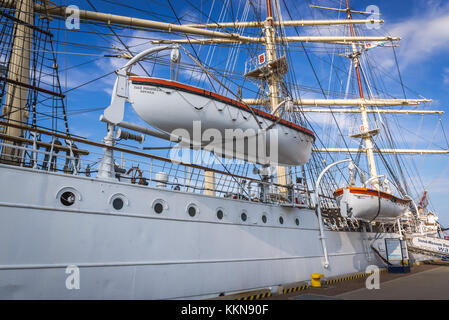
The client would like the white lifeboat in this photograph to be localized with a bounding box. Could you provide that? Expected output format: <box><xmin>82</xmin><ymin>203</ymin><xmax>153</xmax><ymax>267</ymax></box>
<box><xmin>334</xmin><ymin>187</ymin><xmax>411</xmax><ymax>222</ymax></box>
<box><xmin>128</xmin><ymin>77</ymin><xmax>315</xmax><ymax>166</ymax></box>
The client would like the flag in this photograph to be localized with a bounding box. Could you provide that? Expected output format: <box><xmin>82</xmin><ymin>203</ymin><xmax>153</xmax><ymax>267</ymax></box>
<box><xmin>364</xmin><ymin>42</ymin><xmax>385</xmax><ymax>51</ymax></box>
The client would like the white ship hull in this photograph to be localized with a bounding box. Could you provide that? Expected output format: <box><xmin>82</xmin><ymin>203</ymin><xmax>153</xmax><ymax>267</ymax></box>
<box><xmin>129</xmin><ymin>77</ymin><xmax>315</xmax><ymax>166</ymax></box>
<box><xmin>335</xmin><ymin>187</ymin><xmax>410</xmax><ymax>222</ymax></box>
<box><xmin>0</xmin><ymin>165</ymin><xmax>414</xmax><ymax>299</ymax></box>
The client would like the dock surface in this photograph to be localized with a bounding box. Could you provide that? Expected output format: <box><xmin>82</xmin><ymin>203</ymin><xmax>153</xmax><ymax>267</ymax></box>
<box><xmin>267</xmin><ymin>263</ymin><xmax>449</xmax><ymax>300</ymax></box>
<box><xmin>337</xmin><ymin>266</ymin><xmax>449</xmax><ymax>299</ymax></box>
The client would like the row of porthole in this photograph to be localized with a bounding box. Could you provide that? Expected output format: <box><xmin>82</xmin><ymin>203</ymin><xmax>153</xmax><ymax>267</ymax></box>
<box><xmin>221</xmin><ymin>210</ymin><xmax>300</xmax><ymax>226</ymax></box>
<box><xmin>153</xmin><ymin>201</ymin><xmax>300</xmax><ymax>226</ymax></box>
<box><xmin>59</xmin><ymin>190</ymin><xmax>128</xmax><ymax>210</ymax></box>
<box><xmin>59</xmin><ymin>191</ymin><xmax>299</xmax><ymax>226</ymax></box>
<box><xmin>153</xmin><ymin>201</ymin><xmax>199</xmax><ymax>217</ymax></box>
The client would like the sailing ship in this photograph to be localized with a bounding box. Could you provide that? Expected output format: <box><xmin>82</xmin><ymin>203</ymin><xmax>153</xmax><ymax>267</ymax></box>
<box><xmin>0</xmin><ymin>0</ymin><xmax>448</xmax><ymax>299</ymax></box>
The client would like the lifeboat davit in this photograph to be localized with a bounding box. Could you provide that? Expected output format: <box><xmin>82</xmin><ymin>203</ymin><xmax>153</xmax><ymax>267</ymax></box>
<box><xmin>333</xmin><ymin>187</ymin><xmax>411</xmax><ymax>222</ymax></box>
<box><xmin>128</xmin><ymin>77</ymin><xmax>315</xmax><ymax>166</ymax></box>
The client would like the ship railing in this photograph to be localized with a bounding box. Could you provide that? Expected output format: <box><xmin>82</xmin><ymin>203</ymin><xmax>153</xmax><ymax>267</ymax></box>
<box><xmin>0</xmin><ymin>136</ymin><xmax>83</xmax><ymax>175</ymax></box>
<box><xmin>244</xmin><ymin>55</ymin><xmax>263</xmax><ymax>75</ymax></box>
<box><xmin>0</xmin><ymin>121</ymin><xmax>312</xmax><ymax>207</ymax></box>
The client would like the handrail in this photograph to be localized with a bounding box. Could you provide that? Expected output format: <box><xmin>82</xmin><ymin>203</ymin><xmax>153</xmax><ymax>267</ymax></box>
<box><xmin>363</xmin><ymin>174</ymin><xmax>385</xmax><ymax>188</ymax></box>
<box><xmin>0</xmin><ymin>132</ymin><xmax>89</xmax><ymax>155</ymax></box>
<box><xmin>102</xmin><ymin>45</ymin><xmax>178</xmax><ymax>124</ymax></box>
<box><xmin>315</xmin><ymin>158</ymin><xmax>352</xmax><ymax>268</ymax></box>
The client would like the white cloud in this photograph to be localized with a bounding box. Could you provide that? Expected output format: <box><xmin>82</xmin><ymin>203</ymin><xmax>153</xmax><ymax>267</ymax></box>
<box><xmin>383</xmin><ymin>1</ymin><xmax>449</xmax><ymax>69</ymax></box>
<box><xmin>443</xmin><ymin>68</ymin><xmax>449</xmax><ymax>85</ymax></box>
<box><xmin>183</xmin><ymin>68</ymin><xmax>206</xmax><ymax>82</ymax></box>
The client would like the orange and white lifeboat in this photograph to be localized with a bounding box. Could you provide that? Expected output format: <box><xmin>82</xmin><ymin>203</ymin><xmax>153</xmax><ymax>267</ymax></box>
<box><xmin>333</xmin><ymin>187</ymin><xmax>411</xmax><ymax>222</ymax></box>
<box><xmin>128</xmin><ymin>77</ymin><xmax>315</xmax><ymax>166</ymax></box>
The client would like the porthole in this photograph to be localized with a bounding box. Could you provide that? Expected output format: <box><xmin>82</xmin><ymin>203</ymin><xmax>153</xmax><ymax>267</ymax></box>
<box><xmin>187</xmin><ymin>204</ymin><xmax>198</xmax><ymax>217</ymax></box>
<box><xmin>60</xmin><ymin>191</ymin><xmax>75</xmax><ymax>206</ymax></box>
<box><xmin>216</xmin><ymin>209</ymin><xmax>224</xmax><ymax>220</ymax></box>
<box><xmin>295</xmin><ymin>218</ymin><xmax>300</xmax><ymax>226</ymax></box>
<box><xmin>241</xmin><ymin>212</ymin><xmax>247</xmax><ymax>222</ymax></box>
<box><xmin>56</xmin><ymin>187</ymin><xmax>81</xmax><ymax>207</ymax></box>
<box><xmin>109</xmin><ymin>193</ymin><xmax>129</xmax><ymax>211</ymax></box>
<box><xmin>112</xmin><ymin>197</ymin><xmax>124</xmax><ymax>210</ymax></box>
<box><xmin>154</xmin><ymin>202</ymin><xmax>163</xmax><ymax>214</ymax></box>
<box><xmin>279</xmin><ymin>216</ymin><xmax>284</xmax><ymax>225</ymax></box>
<box><xmin>152</xmin><ymin>199</ymin><xmax>167</xmax><ymax>214</ymax></box>
<box><xmin>262</xmin><ymin>215</ymin><xmax>267</xmax><ymax>224</ymax></box>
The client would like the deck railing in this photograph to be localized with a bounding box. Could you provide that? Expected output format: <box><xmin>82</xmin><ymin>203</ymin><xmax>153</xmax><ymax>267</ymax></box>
<box><xmin>0</xmin><ymin>120</ymin><xmax>312</xmax><ymax>207</ymax></box>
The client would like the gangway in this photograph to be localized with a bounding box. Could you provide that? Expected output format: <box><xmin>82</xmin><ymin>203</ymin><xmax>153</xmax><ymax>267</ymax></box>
<box><xmin>406</xmin><ymin>235</ymin><xmax>449</xmax><ymax>258</ymax></box>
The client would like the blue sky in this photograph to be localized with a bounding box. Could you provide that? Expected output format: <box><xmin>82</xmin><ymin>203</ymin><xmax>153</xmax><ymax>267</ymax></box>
<box><xmin>50</xmin><ymin>0</ymin><xmax>449</xmax><ymax>227</ymax></box>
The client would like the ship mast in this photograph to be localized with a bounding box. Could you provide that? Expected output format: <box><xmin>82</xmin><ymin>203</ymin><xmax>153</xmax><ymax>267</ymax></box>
<box><xmin>2</xmin><ymin>1</ymin><xmax>445</xmax><ymax>182</ymax></box>
<box><xmin>345</xmin><ymin>0</ymin><xmax>379</xmax><ymax>189</ymax></box>
<box><xmin>264</xmin><ymin>0</ymin><xmax>287</xmax><ymax>192</ymax></box>
<box><xmin>0</xmin><ymin>0</ymin><xmax>34</xmax><ymax>164</ymax></box>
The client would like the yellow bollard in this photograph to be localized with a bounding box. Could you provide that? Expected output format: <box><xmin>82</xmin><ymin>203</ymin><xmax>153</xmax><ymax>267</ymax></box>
<box><xmin>311</xmin><ymin>273</ymin><xmax>324</xmax><ymax>287</ymax></box>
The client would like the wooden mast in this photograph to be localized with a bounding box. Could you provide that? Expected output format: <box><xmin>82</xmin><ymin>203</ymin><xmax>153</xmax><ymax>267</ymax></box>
<box><xmin>264</xmin><ymin>0</ymin><xmax>288</xmax><ymax>195</ymax></box>
<box><xmin>0</xmin><ymin>0</ymin><xmax>34</xmax><ymax>164</ymax></box>
<box><xmin>242</xmin><ymin>98</ymin><xmax>431</xmax><ymax>106</ymax></box>
<box><xmin>0</xmin><ymin>1</ymin><xmax>441</xmax><ymax>171</ymax></box>
<box><xmin>346</xmin><ymin>0</ymin><xmax>379</xmax><ymax>189</ymax></box>
<box><xmin>152</xmin><ymin>35</ymin><xmax>400</xmax><ymax>45</ymax></box>
<box><xmin>185</xmin><ymin>19</ymin><xmax>384</xmax><ymax>28</ymax></box>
